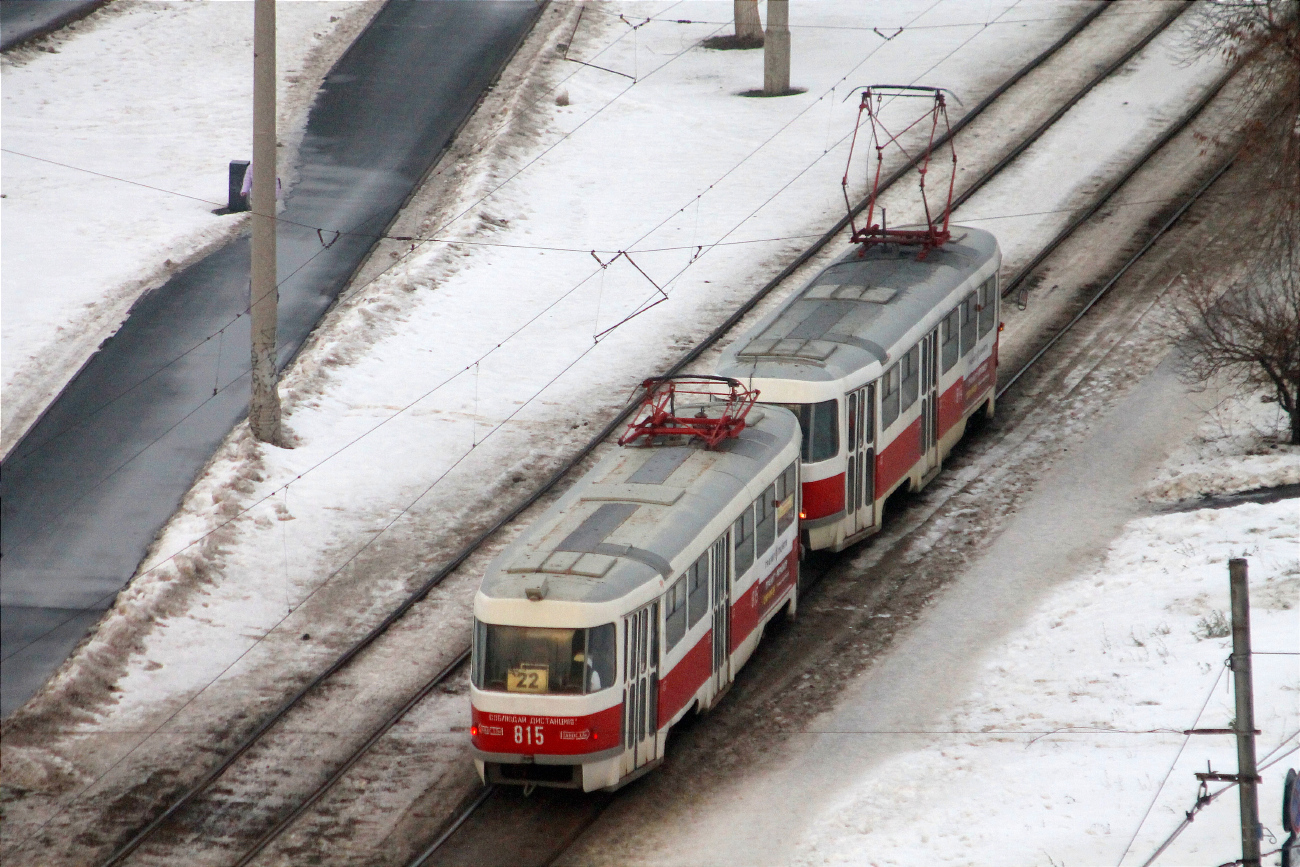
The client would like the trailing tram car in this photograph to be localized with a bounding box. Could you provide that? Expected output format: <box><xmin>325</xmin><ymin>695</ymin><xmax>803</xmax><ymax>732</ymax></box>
<box><xmin>469</xmin><ymin>378</ymin><xmax>801</xmax><ymax>791</ymax></box>
<box><xmin>716</xmin><ymin>226</ymin><xmax>1001</xmax><ymax>552</ymax></box>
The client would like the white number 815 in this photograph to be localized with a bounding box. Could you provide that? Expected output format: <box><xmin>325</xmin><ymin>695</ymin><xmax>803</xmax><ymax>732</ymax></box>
<box><xmin>514</xmin><ymin>724</ymin><xmax>544</xmax><ymax>746</ymax></box>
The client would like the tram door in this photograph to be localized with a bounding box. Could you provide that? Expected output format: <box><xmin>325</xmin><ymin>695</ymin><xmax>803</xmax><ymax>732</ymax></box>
<box><xmin>919</xmin><ymin>327</ymin><xmax>941</xmax><ymax>473</ymax></box>
<box><xmin>622</xmin><ymin>602</ymin><xmax>659</xmax><ymax>773</ymax></box>
<box><xmin>709</xmin><ymin>538</ymin><xmax>730</xmax><ymax>693</ymax></box>
<box><xmin>845</xmin><ymin>385</ymin><xmax>876</xmax><ymax>534</ymax></box>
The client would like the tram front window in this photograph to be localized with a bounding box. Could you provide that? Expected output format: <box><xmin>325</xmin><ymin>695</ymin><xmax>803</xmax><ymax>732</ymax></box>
<box><xmin>474</xmin><ymin>622</ymin><xmax>616</xmax><ymax>695</ymax></box>
<box><xmin>771</xmin><ymin>400</ymin><xmax>839</xmax><ymax>463</ymax></box>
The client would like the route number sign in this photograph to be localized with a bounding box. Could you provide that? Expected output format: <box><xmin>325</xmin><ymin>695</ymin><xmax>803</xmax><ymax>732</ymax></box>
<box><xmin>507</xmin><ymin>663</ymin><xmax>548</xmax><ymax>693</ymax></box>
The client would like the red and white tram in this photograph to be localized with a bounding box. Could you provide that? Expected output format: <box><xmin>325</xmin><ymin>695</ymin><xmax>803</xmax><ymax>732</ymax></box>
<box><xmin>716</xmin><ymin>226</ymin><xmax>1001</xmax><ymax>552</ymax></box>
<box><xmin>469</xmin><ymin>378</ymin><xmax>801</xmax><ymax>791</ymax></box>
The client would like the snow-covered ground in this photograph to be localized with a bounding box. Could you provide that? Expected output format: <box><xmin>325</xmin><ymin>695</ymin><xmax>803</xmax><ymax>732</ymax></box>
<box><xmin>1146</xmin><ymin>382</ymin><xmax>1300</xmax><ymax>503</ymax></box>
<box><xmin>19</xmin><ymin>0</ymin><xmax>1153</xmax><ymax>726</ymax></box>
<box><xmin>793</xmin><ymin>497</ymin><xmax>1298</xmax><ymax>867</ymax></box>
<box><xmin>0</xmin><ymin>0</ymin><xmax>380</xmax><ymax>454</ymax></box>
<box><xmin>8</xmin><ymin>2</ymin><xmax>1287</xmax><ymax>862</ymax></box>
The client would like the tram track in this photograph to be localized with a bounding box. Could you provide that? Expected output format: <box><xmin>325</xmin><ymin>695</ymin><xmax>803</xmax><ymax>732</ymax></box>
<box><xmin>79</xmin><ymin>3</ymin><xmax>1242</xmax><ymax>865</ymax></box>
<box><xmin>398</xmin><ymin>30</ymin><xmax>1253</xmax><ymax>867</ymax></box>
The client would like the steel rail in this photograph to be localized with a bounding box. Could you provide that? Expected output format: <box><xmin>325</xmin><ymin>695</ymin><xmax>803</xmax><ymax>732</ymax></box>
<box><xmin>405</xmin><ymin>786</ymin><xmax>496</xmax><ymax>867</ymax></box>
<box><xmin>996</xmin><ymin>152</ymin><xmax>1237</xmax><ymax>401</ymax></box>
<box><xmin>944</xmin><ymin>3</ymin><xmax>1186</xmax><ymax>220</ymax></box>
<box><xmin>399</xmin><ymin>24</ymin><xmax>1259</xmax><ymax>867</ymax></box>
<box><xmin>97</xmin><ymin>4</ymin><xmax>1172</xmax><ymax>865</ymax></box>
<box><xmin>231</xmin><ymin>648</ymin><xmax>471</xmax><ymax>867</ymax></box>
<box><xmin>997</xmin><ymin>64</ymin><xmax>1240</xmax><ymax>304</ymax></box>
<box><xmin>386</xmin><ymin>10</ymin><xmax>1259</xmax><ymax>867</ymax></box>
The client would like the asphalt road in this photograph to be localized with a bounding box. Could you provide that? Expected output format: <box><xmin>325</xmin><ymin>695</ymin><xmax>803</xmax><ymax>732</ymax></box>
<box><xmin>0</xmin><ymin>0</ymin><xmax>107</xmax><ymax>51</ymax></box>
<box><xmin>0</xmin><ymin>0</ymin><xmax>542</xmax><ymax>716</ymax></box>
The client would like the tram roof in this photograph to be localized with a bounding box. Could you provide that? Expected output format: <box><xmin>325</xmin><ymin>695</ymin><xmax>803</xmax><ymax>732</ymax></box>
<box><xmin>478</xmin><ymin>405</ymin><xmax>800</xmax><ymax>606</ymax></box>
<box><xmin>717</xmin><ymin>226</ymin><xmax>998</xmax><ymax>384</ymax></box>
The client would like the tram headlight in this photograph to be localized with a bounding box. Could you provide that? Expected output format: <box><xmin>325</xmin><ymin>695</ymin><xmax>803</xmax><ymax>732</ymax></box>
<box><xmin>470</xmin><ymin>724</ymin><xmax>479</xmax><ymax>737</ymax></box>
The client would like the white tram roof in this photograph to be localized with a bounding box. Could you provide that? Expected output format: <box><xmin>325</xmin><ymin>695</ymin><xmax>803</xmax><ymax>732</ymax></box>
<box><xmin>478</xmin><ymin>405</ymin><xmax>800</xmax><ymax>609</ymax></box>
<box><xmin>717</xmin><ymin>226</ymin><xmax>999</xmax><ymax>385</ymax></box>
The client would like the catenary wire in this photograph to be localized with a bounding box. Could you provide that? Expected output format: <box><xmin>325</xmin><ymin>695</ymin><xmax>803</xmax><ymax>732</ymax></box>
<box><xmin>1117</xmin><ymin>666</ymin><xmax>1228</xmax><ymax>866</ymax></box>
<box><xmin>10</xmin><ymin>3</ymin><xmax>1211</xmax><ymax>857</ymax></box>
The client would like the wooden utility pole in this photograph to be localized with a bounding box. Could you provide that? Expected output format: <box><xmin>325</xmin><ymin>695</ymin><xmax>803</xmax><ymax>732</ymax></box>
<box><xmin>249</xmin><ymin>0</ymin><xmax>282</xmax><ymax>444</ymax></box>
<box><xmin>1231</xmin><ymin>557</ymin><xmax>1262</xmax><ymax>867</ymax></box>
<box><xmin>763</xmin><ymin>0</ymin><xmax>790</xmax><ymax>96</ymax></box>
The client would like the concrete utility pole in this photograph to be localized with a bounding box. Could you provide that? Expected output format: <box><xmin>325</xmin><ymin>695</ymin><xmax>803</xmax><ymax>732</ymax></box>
<box><xmin>734</xmin><ymin>0</ymin><xmax>762</xmax><ymax>43</ymax></box>
<box><xmin>763</xmin><ymin>0</ymin><xmax>790</xmax><ymax>96</ymax></box>
<box><xmin>1231</xmin><ymin>557</ymin><xmax>1262</xmax><ymax>867</ymax></box>
<box><xmin>249</xmin><ymin>0</ymin><xmax>282</xmax><ymax>444</ymax></box>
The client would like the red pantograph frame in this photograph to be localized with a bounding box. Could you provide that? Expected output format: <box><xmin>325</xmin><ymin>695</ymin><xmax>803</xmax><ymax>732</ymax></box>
<box><xmin>842</xmin><ymin>85</ymin><xmax>957</xmax><ymax>259</ymax></box>
<box><xmin>619</xmin><ymin>376</ymin><xmax>759</xmax><ymax>449</ymax></box>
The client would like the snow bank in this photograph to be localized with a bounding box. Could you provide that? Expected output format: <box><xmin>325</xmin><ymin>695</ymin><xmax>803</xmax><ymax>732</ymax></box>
<box><xmin>1147</xmin><ymin>385</ymin><xmax>1300</xmax><ymax>502</ymax></box>
<box><xmin>794</xmin><ymin>499</ymin><xmax>1299</xmax><ymax>867</ymax></box>
<box><xmin>0</xmin><ymin>0</ymin><xmax>379</xmax><ymax>455</ymax></box>
<box><xmin>23</xmin><ymin>0</ymin><xmax>1121</xmax><ymax>730</ymax></box>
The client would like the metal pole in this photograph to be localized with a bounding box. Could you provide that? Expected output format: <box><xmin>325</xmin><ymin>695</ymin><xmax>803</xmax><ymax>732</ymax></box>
<box><xmin>250</xmin><ymin>0</ymin><xmax>282</xmax><ymax>444</ymax></box>
<box><xmin>1231</xmin><ymin>557</ymin><xmax>1261</xmax><ymax>867</ymax></box>
<box><xmin>763</xmin><ymin>0</ymin><xmax>789</xmax><ymax>96</ymax></box>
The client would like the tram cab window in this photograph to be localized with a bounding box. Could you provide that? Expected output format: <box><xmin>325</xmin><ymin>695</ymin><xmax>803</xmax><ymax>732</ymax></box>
<box><xmin>978</xmin><ymin>277</ymin><xmax>997</xmax><ymax>337</ymax></box>
<box><xmin>475</xmin><ymin>621</ymin><xmax>615</xmax><ymax>695</ymax></box>
<box><xmin>771</xmin><ymin>400</ymin><xmax>839</xmax><ymax>463</ymax></box>
<box><xmin>687</xmin><ymin>552</ymin><xmax>709</xmax><ymax>626</ymax></box>
<box><xmin>900</xmin><ymin>345</ymin><xmax>920</xmax><ymax>411</ymax></box>
<box><xmin>941</xmin><ymin>308</ymin><xmax>959</xmax><ymax>373</ymax></box>
<box><xmin>755</xmin><ymin>483</ymin><xmax>777</xmax><ymax>557</ymax></box>
<box><xmin>775</xmin><ymin>462</ymin><xmax>797</xmax><ymax>534</ymax></box>
<box><xmin>665</xmin><ymin>577</ymin><xmax>687</xmax><ymax>650</ymax></box>
<box><xmin>960</xmin><ymin>291</ymin><xmax>978</xmax><ymax>356</ymax></box>
<box><xmin>881</xmin><ymin>365</ymin><xmax>900</xmax><ymax>430</ymax></box>
<box><xmin>733</xmin><ymin>507</ymin><xmax>755</xmax><ymax>577</ymax></box>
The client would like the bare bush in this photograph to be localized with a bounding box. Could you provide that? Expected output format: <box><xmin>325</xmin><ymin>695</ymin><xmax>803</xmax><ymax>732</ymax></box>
<box><xmin>1173</xmin><ymin>263</ymin><xmax>1300</xmax><ymax>443</ymax></box>
<box><xmin>1173</xmin><ymin>2</ymin><xmax>1300</xmax><ymax>444</ymax></box>
<box><xmin>1184</xmin><ymin>1</ymin><xmax>1300</xmax><ymax>231</ymax></box>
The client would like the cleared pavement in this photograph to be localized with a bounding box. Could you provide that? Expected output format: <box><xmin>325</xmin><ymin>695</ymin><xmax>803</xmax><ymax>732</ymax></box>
<box><xmin>0</xmin><ymin>0</ymin><xmax>541</xmax><ymax>715</ymax></box>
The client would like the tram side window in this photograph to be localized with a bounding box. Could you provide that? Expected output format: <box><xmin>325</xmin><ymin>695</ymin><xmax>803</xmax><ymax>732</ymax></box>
<box><xmin>776</xmin><ymin>462</ymin><xmax>797</xmax><ymax>534</ymax></box>
<box><xmin>810</xmin><ymin>399</ymin><xmax>839</xmax><ymax>461</ymax></box>
<box><xmin>941</xmin><ymin>308</ymin><xmax>959</xmax><ymax>373</ymax></box>
<box><xmin>586</xmin><ymin>624</ymin><xmax>616</xmax><ymax>692</ymax></box>
<box><xmin>900</xmin><ymin>345</ymin><xmax>920</xmax><ymax>411</ymax></box>
<box><xmin>755</xmin><ymin>483</ymin><xmax>777</xmax><ymax>558</ymax></box>
<box><xmin>665</xmin><ymin>577</ymin><xmax>687</xmax><ymax>650</ymax></box>
<box><xmin>687</xmin><ymin>552</ymin><xmax>709</xmax><ymax>627</ymax></box>
<box><xmin>881</xmin><ymin>365</ymin><xmax>901</xmax><ymax>430</ymax></box>
<box><xmin>773</xmin><ymin>400</ymin><xmax>840</xmax><ymax>463</ymax></box>
<box><xmin>960</xmin><ymin>291</ymin><xmax>978</xmax><ymax>356</ymax></box>
<box><xmin>733</xmin><ymin>507</ymin><xmax>755</xmax><ymax>578</ymax></box>
<box><xmin>978</xmin><ymin>276</ymin><xmax>997</xmax><ymax>337</ymax></box>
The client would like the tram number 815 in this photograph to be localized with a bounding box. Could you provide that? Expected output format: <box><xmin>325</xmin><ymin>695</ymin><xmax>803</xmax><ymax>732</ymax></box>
<box><xmin>514</xmin><ymin>724</ymin><xmax>544</xmax><ymax>746</ymax></box>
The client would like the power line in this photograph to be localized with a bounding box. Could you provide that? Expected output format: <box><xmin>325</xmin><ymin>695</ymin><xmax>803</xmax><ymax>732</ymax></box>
<box><xmin>1137</xmin><ymin>734</ymin><xmax>1300</xmax><ymax>867</ymax></box>
<box><xmin>7</xmin><ymin>0</ymin><xmax>1053</xmax><ymax>655</ymax></box>
<box><xmin>1119</xmin><ymin>666</ymin><xmax>1227</xmax><ymax>865</ymax></box>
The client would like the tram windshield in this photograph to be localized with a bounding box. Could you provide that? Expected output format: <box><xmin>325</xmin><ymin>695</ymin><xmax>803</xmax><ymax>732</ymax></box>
<box><xmin>770</xmin><ymin>399</ymin><xmax>839</xmax><ymax>462</ymax></box>
<box><xmin>474</xmin><ymin>622</ymin><xmax>616</xmax><ymax>695</ymax></box>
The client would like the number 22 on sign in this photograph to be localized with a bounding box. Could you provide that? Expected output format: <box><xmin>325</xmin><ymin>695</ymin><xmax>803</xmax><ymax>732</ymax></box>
<box><xmin>507</xmin><ymin>663</ymin><xmax>548</xmax><ymax>693</ymax></box>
